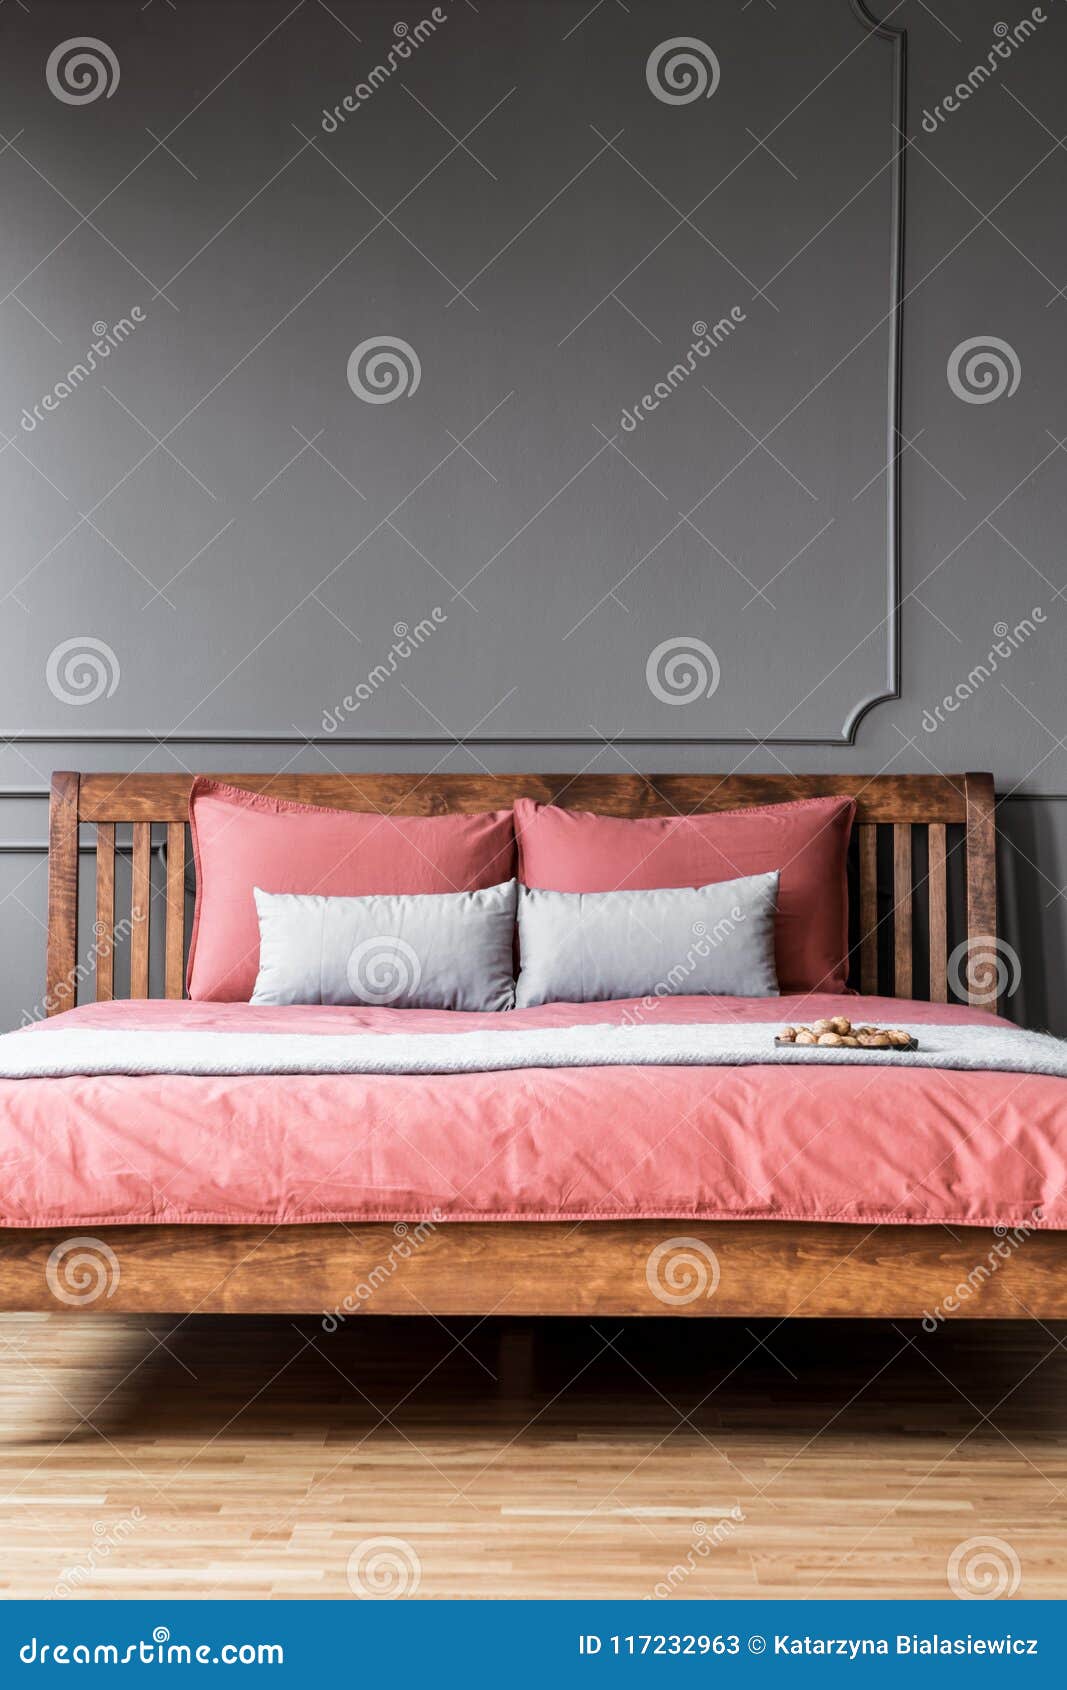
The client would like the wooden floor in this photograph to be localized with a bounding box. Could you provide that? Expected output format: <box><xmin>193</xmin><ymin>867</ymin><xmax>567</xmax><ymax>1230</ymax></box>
<box><xmin>0</xmin><ymin>1313</ymin><xmax>1064</xmax><ymax>1599</ymax></box>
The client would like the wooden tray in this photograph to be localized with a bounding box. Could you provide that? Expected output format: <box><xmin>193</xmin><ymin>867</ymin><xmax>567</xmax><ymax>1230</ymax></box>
<box><xmin>774</xmin><ymin>1035</ymin><xmax>919</xmax><ymax>1051</ymax></box>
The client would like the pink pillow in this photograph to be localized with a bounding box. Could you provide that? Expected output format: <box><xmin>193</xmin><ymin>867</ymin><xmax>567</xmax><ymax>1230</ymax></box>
<box><xmin>188</xmin><ymin>780</ymin><xmax>515</xmax><ymax>1001</ymax></box>
<box><xmin>514</xmin><ymin>794</ymin><xmax>855</xmax><ymax>993</ymax></box>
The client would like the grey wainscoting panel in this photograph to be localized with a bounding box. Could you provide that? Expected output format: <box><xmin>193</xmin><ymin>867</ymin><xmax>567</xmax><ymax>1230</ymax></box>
<box><xmin>0</xmin><ymin>0</ymin><xmax>901</xmax><ymax>744</ymax></box>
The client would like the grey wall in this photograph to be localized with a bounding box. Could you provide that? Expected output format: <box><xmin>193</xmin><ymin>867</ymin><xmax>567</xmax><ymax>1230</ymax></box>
<box><xmin>4</xmin><ymin>0</ymin><xmax>901</xmax><ymax>746</ymax></box>
<box><xmin>1</xmin><ymin>0</ymin><xmax>1065</xmax><ymax>1031</ymax></box>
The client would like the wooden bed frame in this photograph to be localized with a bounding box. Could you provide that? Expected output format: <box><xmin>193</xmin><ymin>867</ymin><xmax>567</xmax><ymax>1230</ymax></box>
<box><xmin>3</xmin><ymin>768</ymin><xmax>1064</xmax><ymax>1321</ymax></box>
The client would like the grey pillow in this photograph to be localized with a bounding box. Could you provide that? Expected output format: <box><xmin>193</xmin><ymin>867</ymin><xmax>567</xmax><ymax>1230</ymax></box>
<box><xmin>251</xmin><ymin>881</ymin><xmax>517</xmax><ymax>1010</ymax></box>
<box><xmin>514</xmin><ymin>873</ymin><xmax>779</xmax><ymax>1008</ymax></box>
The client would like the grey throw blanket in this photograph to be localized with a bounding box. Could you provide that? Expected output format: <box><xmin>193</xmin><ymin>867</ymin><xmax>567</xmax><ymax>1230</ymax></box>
<box><xmin>0</xmin><ymin>1021</ymin><xmax>1064</xmax><ymax>1079</ymax></box>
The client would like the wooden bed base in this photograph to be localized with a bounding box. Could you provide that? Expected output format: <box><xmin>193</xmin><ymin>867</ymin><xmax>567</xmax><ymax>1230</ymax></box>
<box><xmin>2</xmin><ymin>1220</ymin><xmax>1065</xmax><ymax>1320</ymax></box>
<box><xmin>4</xmin><ymin>768</ymin><xmax>1059</xmax><ymax>1322</ymax></box>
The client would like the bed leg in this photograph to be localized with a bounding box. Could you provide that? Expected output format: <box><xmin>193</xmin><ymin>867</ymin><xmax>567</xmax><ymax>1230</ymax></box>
<box><xmin>496</xmin><ymin>1321</ymin><xmax>537</xmax><ymax>1400</ymax></box>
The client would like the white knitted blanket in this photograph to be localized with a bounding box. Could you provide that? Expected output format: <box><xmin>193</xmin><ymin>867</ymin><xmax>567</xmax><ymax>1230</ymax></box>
<box><xmin>0</xmin><ymin>1021</ymin><xmax>1064</xmax><ymax>1080</ymax></box>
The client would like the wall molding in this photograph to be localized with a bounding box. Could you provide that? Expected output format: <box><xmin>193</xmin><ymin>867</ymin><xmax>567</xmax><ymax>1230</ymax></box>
<box><xmin>2</xmin><ymin>0</ymin><xmax>908</xmax><ymax>752</ymax></box>
<box><xmin>841</xmin><ymin>0</ymin><xmax>907</xmax><ymax>745</ymax></box>
<box><xmin>2</xmin><ymin>730</ymin><xmax>888</xmax><ymax>746</ymax></box>
<box><xmin>0</xmin><ymin>842</ymin><xmax>165</xmax><ymax>853</ymax></box>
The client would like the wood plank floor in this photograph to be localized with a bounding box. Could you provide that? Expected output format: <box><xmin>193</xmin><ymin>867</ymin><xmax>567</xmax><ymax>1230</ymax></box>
<box><xmin>0</xmin><ymin>1314</ymin><xmax>1064</xmax><ymax>1599</ymax></box>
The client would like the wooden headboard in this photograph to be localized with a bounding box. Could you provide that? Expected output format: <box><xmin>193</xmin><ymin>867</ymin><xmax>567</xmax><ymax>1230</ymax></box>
<box><xmin>45</xmin><ymin>771</ymin><xmax>997</xmax><ymax>1014</ymax></box>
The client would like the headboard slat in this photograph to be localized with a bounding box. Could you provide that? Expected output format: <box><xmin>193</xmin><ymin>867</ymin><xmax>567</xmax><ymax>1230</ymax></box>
<box><xmin>928</xmin><ymin>822</ymin><xmax>948</xmax><ymax>1003</ymax></box>
<box><xmin>893</xmin><ymin>824</ymin><xmax>913</xmax><ymax>1000</ymax></box>
<box><xmin>95</xmin><ymin>823</ymin><xmax>116</xmax><ymax>1003</ymax></box>
<box><xmin>858</xmin><ymin>824</ymin><xmax>879</xmax><ymax>996</ymax></box>
<box><xmin>964</xmin><ymin>772</ymin><xmax>998</xmax><ymax>1007</ymax></box>
<box><xmin>165</xmin><ymin>823</ymin><xmax>186</xmax><ymax>1000</ymax></box>
<box><xmin>130</xmin><ymin>823</ymin><xmax>151</xmax><ymax>999</ymax></box>
<box><xmin>45</xmin><ymin>771</ymin><xmax>79</xmax><ymax>1017</ymax></box>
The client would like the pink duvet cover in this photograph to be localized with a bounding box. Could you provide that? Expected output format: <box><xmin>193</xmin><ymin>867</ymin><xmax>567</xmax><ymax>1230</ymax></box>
<box><xmin>1</xmin><ymin>995</ymin><xmax>1063</xmax><ymax>1229</ymax></box>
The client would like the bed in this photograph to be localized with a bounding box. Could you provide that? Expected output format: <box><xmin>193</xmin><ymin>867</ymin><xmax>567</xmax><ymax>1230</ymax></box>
<box><xmin>1</xmin><ymin>768</ymin><xmax>1064</xmax><ymax>1321</ymax></box>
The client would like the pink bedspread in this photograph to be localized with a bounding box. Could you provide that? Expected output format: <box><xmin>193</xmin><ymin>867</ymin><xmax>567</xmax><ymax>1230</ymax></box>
<box><xmin>1</xmin><ymin>996</ymin><xmax>1063</xmax><ymax>1229</ymax></box>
